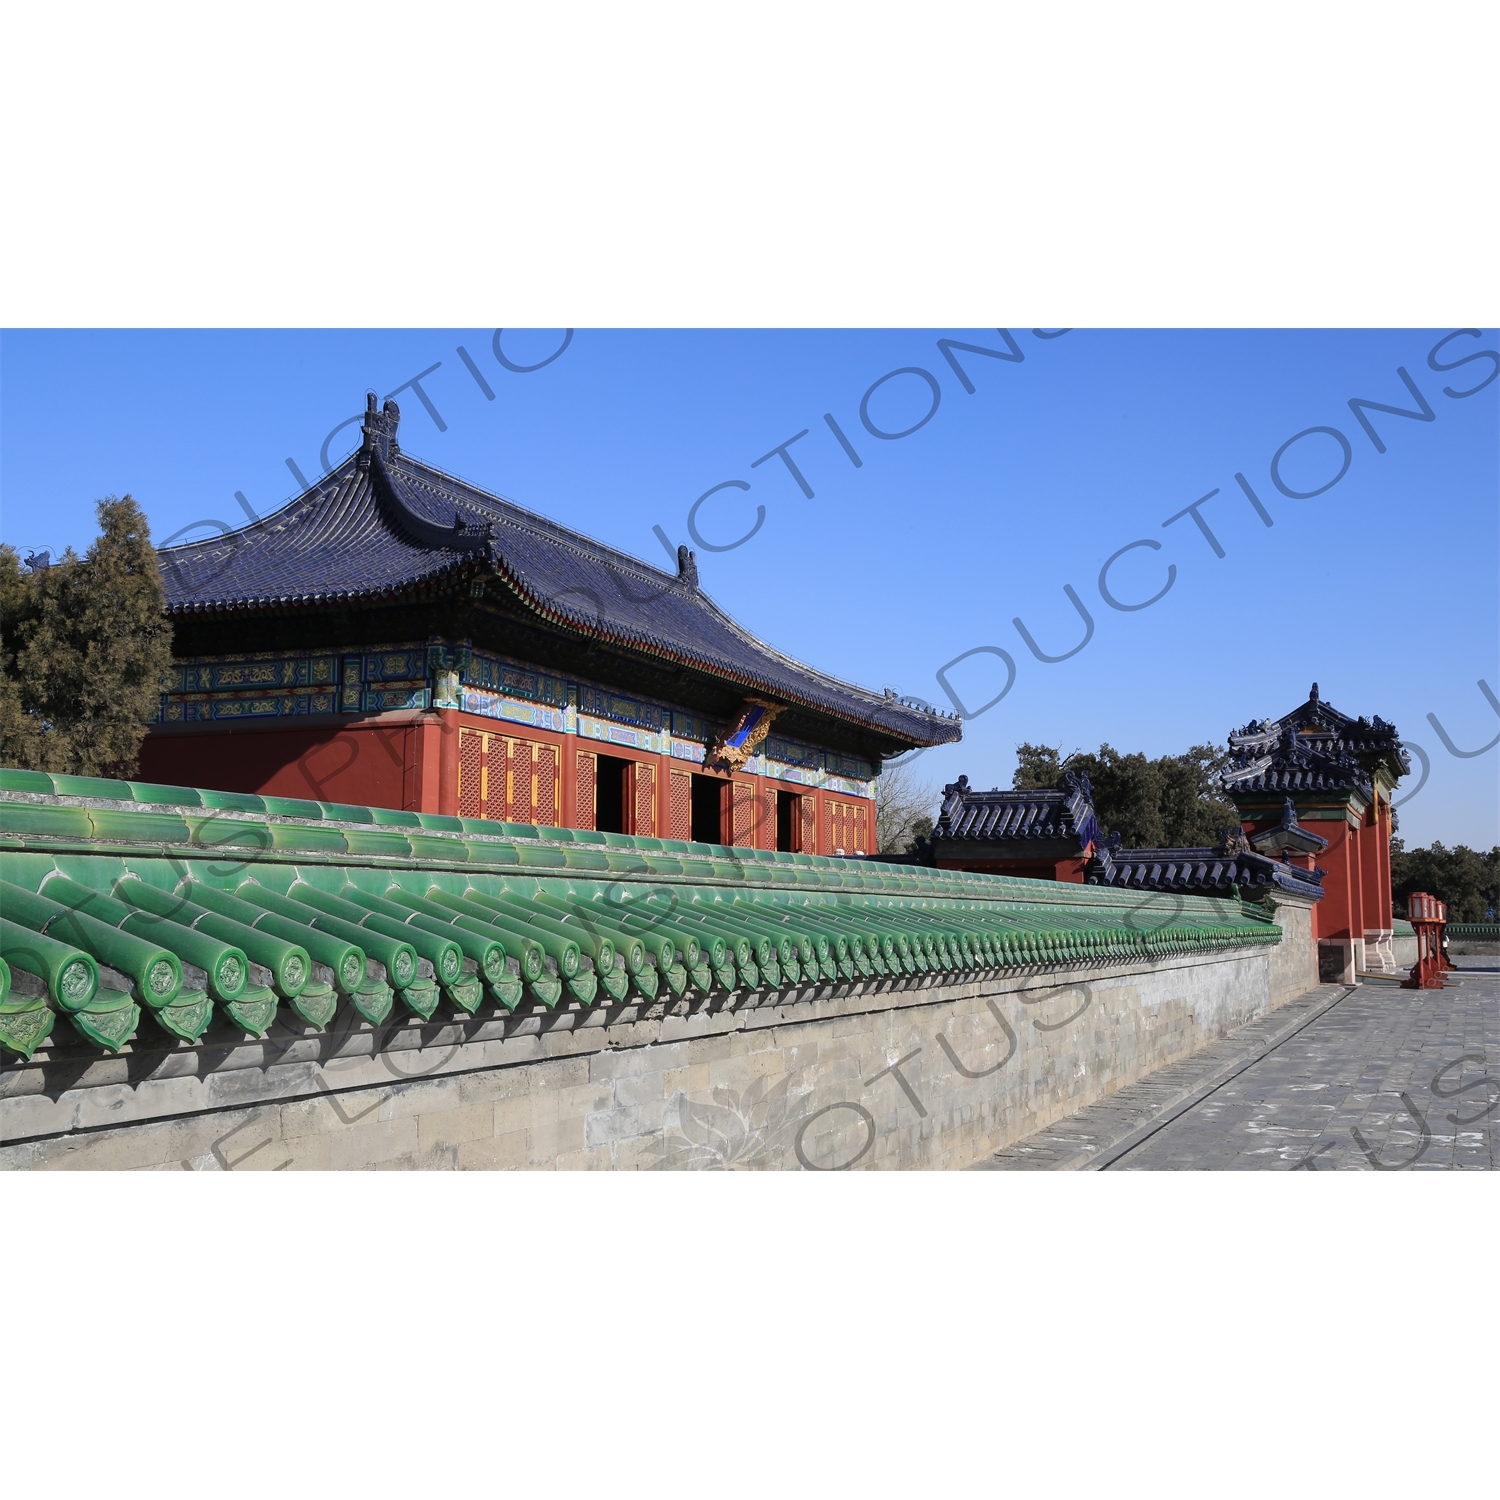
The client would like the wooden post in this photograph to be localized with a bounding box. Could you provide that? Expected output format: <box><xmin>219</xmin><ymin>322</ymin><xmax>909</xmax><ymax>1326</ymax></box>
<box><xmin>1402</xmin><ymin>892</ymin><xmax>1449</xmax><ymax>989</ymax></box>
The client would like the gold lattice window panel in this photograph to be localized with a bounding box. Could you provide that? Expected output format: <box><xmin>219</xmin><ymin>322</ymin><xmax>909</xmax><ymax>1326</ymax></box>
<box><xmin>826</xmin><ymin>798</ymin><xmax>870</xmax><ymax>855</ymax></box>
<box><xmin>457</xmin><ymin>729</ymin><xmax>558</xmax><ymax>825</ymax></box>
<box><xmin>534</xmin><ymin>743</ymin><xmax>558</xmax><ymax>828</ymax></box>
<box><xmin>459</xmin><ymin>729</ymin><xmax>487</xmax><ymax>819</ymax></box>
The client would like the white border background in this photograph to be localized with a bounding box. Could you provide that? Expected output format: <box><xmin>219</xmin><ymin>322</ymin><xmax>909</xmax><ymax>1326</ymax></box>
<box><xmin>3</xmin><ymin>4</ymin><xmax>1496</xmax><ymax>1494</ymax></box>
<box><xmin>2</xmin><ymin>3</ymin><xmax>1495</xmax><ymax>328</ymax></box>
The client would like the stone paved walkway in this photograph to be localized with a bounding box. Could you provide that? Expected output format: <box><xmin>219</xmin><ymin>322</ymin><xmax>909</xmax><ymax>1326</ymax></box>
<box><xmin>976</xmin><ymin>959</ymin><xmax>1499</xmax><ymax>1171</ymax></box>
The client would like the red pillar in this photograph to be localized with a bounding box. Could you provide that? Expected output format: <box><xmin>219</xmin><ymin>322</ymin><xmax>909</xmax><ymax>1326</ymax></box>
<box><xmin>1375</xmin><ymin>797</ymin><xmax>1394</xmax><ymax>929</ymax></box>
<box><xmin>656</xmin><ymin>749</ymin><xmax>672</xmax><ymax>841</ymax></box>
<box><xmin>1360</xmin><ymin>801</ymin><xmax>1383</xmax><ymax>936</ymax></box>
<box><xmin>1353</xmin><ymin>818</ymin><xmax>1367</xmax><ymax>945</ymax></box>
<box><xmin>563</xmin><ymin>736</ymin><xmax>578</xmax><ymax>828</ymax></box>
<box><xmin>435</xmin><ymin>710</ymin><xmax>459</xmax><ymax>817</ymax></box>
<box><xmin>404</xmin><ymin>714</ymin><xmax>444</xmax><ymax>814</ymax></box>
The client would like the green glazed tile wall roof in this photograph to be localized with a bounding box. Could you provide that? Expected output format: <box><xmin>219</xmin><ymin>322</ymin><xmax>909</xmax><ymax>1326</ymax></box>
<box><xmin>0</xmin><ymin>769</ymin><xmax>1281</xmax><ymax>1060</ymax></box>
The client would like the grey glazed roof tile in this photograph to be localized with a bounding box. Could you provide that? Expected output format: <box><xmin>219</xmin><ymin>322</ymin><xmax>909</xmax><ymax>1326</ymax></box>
<box><xmin>1221</xmin><ymin>682</ymin><xmax>1409</xmax><ymax>800</ymax></box>
<box><xmin>929</xmin><ymin>772</ymin><xmax>1102</xmax><ymax>852</ymax></box>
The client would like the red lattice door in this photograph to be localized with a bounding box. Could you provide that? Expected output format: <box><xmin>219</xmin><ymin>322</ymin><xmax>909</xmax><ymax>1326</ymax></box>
<box><xmin>458</xmin><ymin>728</ymin><xmax>489</xmax><ymax>819</ymax></box>
<box><xmin>632</xmin><ymin>760</ymin><xmax>656</xmax><ymax>837</ymax></box>
<box><xmin>840</xmin><ymin>801</ymin><xmax>853</xmax><ymax>853</ymax></box>
<box><xmin>732</xmin><ymin>779</ymin><xmax>756</xmax><ymax>848</ymax></box>
<box><xmin>575</xmin><ymin>751</ymin><xmax>596</xmax><ymax>830</ymax></box>
<box><xmin>506</xmin><ymin>738</ymin><xmax>534</xmax><ymax>823</ymax></box>
<box><xmin>458</xmin><ymin>731</ymin><xmax>561</xmax><ymax>825</ymax></box>
<box><xmin>534</xmin><ymin>743</ymin><xmax>558</xmax><ymax>828</ymax></box>
<box><xmin>800</xmin><ymin>795</ymin><xmax>818</xmax><ymax>856</ymax></box>
<box><xmin>669</xmin><ymin>770</ymin><xmax>692</xmax><ymax>842</ymax></box>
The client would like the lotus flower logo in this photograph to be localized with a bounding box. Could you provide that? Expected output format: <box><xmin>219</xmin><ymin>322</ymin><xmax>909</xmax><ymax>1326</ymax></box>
<box><xmin>648</xmin><ymin>1075</ymin><xmax>812</xmax><ymax>1171</ymax></box>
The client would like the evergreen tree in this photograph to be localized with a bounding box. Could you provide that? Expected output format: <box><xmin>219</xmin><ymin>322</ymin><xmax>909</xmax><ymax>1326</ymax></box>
<box><xmin>1390</xmin><ymin>839</ymin><xmax>1499</xmax><ymax>922</ymax></box>
<box><xmin>0</xmin><ymin>496</ymin><xmax>173</xmax><ymax>778</ymax></box>
<box><xmin>1013</xmin><ymin>740</ymin><xmax>1240</xmax><ymax>848</ymax></box>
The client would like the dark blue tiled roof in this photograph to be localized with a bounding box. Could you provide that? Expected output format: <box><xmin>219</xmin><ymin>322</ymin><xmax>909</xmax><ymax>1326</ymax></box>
<box><xmin>157</xmin><ymin>395</ymin><xmax>960</xmax><ymax>748</ymax></box>
<box><xmin>929</xmin><ymin>772</ymin><xmax>1101</xmax><ymax>852</ymax></box>
<box><xmin>1247</xmin><ymin>797</ymin><xmax>1330</xmax><ymax>857</ymax></box>
<box><xmin>1087</xmin><ymin>832</ymin><xmax>1325</xmax><ymax>901</ymax></box>
<box><xmin>1222</xmin><ymin>682</ymin><xmax>1408</xmax><ymax>799</ymax></box>
<box><xmin>1222</xmin><ymin>737</ymin><xmax>1375</xmax><ymax>798</ymax></box>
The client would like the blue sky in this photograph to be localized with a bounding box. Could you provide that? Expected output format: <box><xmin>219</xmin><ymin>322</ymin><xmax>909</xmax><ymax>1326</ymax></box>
<box><xmin>2</xmin><ymin>327</ymin><xmax>1496</xmax><ymax>847</ymax></box>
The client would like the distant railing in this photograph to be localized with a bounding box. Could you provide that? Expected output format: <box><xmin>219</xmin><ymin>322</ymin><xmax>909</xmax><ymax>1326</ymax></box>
<box><xmin>1448</xmin><ymin>923</ymin><xmax>1500</xmax><ymax>940</ymax></box>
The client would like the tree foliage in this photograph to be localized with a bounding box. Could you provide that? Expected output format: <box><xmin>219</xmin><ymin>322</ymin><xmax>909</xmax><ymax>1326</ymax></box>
<box><xmin>1014</xmin><ymin>740</ymin><xmax>1241</xmax><ymax>848</ymax></box>
<box><xmin>0</xmin><ymin>496</ymin><xmax>173</xmax><ymax>778</ymax></box>
<box><xmin>875</xmin><ymin>759</ymin><xmax>938</xmax><ymax>853</ymax></box>
<box><xmin>1390</xmin><ymin>839</ymin><xmax>1499</xmax><ymax>922</ymax></box>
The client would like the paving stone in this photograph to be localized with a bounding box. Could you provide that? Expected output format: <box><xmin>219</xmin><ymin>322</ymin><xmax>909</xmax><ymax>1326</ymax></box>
<box><xmin>976</xmin><ymin>959</ymin><xmax>1498</xmax><ymax>1171</ymax></box>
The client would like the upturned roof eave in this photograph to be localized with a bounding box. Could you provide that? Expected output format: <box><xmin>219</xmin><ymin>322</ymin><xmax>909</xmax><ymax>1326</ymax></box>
<box><xmin>483</xmin><ymin>561</ymin><xmax>960</xmax><ymax>748</ymax></box>
<box><xmin>160</xmin><ymin>557</ymin><xmax>482</xmax><ymax>617</ymax></box>
<box><xmin>165</xmin><ymin>564</ymin><xmax>959</xmax><ymax>748</ymax></box>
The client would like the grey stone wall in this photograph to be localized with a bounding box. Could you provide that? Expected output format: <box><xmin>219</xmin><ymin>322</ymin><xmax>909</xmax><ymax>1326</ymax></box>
<box><xmin>1262</xmin><ymin>894</ymin><xmax>1318</xmax><ymax>1006</ymax></box>
<box><xmin>2</xmin><ymin>938</ymin><xmax>1312</xmax><ymax>1171</ymax></box>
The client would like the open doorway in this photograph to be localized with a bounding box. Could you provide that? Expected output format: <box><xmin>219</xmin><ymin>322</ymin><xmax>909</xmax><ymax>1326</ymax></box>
<box><xmin>690</xmin><ymin>773</ymin><xmax>725</xmax><ymax>844</ymax></box>
<box><xmin>775</xmin><ymin>789</ymin><xmax>801</xmax><ymax>852</ymax></box>
<box><xmin>595</xmin><ymin>754</ymin><xmax>633</xmax><ymax>834</ymax></box>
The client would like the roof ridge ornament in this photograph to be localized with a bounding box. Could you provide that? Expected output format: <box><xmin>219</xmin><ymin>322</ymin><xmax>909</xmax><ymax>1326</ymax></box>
<box><xmin>1218</xmin><ymin>825</ymin><xmax>1252</xmax><ymax>856</ymax></box>
<box><xmin>676</xmin><ymin>543</ymin><xmax>699</xmax><ymax>588</ymax></box>
<box><xmin>364</xmin><ymin>433</ymin><xmax>494</xmax><ymax>558</ymax></box>
<box><xmin>357</xmin><ymin>392</ymin><xmax>401</xmax><ymax>471</ymax></box>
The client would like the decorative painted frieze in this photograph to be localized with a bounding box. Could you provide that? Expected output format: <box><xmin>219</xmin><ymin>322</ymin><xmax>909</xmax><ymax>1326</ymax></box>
<box><xmin>462</xmin><ymin>649</ymin><xmax>568</xmax><ymax>709</ymax></box>
<box><xmin>156</xmin><ymin>640</ymin><xmax>873</xmax><ymax>797</ymax></box>
<box><xmin>459</xmin><ymin>689</ymin><xmax>567</xmax><ymax>734</ymax></box>
<box><xmin>578</xmin><ymin>686</ymin><xmax>667</xmax><ymax>732</ymax></box>
<box><xmin>824</xmin><ymin>774</ymin><xmax>872</xmax><ymax>798</ymax></box>
<box><xmin>577</xmin><ymin>716</ymin><xmax>667</xmax><ymax>755</ymax></box>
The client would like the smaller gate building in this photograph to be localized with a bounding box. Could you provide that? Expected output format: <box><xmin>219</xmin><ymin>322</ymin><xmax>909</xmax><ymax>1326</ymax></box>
<box><xmin>922</xmin><ymin>685</ymin><xmax>1406</xmax><ymax>982</ymax></box>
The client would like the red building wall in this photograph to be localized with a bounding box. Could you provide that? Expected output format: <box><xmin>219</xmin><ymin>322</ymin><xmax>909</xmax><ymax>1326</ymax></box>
<box><xmin>143</xmin><ymin>709</ymin><xmax>875</xmax><ymax>857</ymax></box>
<box><xmin>1242</xmin><ymin>803</ymin><xmax>1390</xmax><ymax>945</ymax></box>
<box><xmin>141</xmin><ymin>713</ymin><xmax>444</xmax><ymax>812</ymax></box>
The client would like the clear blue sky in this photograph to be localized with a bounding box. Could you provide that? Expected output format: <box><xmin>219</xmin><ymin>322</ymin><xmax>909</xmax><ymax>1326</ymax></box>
<box><xmin>2</xmin><ymin>328</ymin><xmax>1496</xmax><ymax>848</ymax></box>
